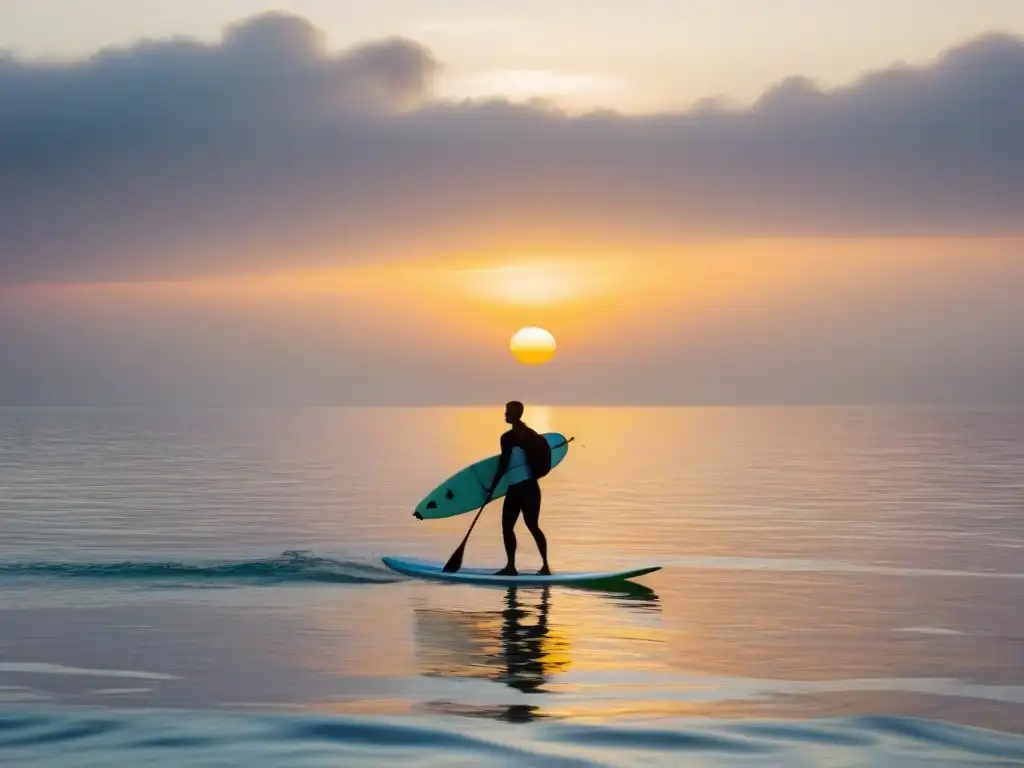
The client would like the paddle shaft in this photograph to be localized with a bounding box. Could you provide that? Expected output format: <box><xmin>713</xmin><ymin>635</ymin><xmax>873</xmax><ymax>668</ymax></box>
<box><xmin>460</xmin><ymin>497</ymin><xmax>489</xmax><ymax>547</ymax></box>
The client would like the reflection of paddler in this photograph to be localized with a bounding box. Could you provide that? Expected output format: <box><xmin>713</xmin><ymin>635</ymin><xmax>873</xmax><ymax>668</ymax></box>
<box><xmin>500</xmin><ymin>586</ymin><xmax>569</xmax><ymax>693</ymax></box>
<box><xmin>413</xmin><ymin>584</ymin><xmax>660</xmax><ymax>723</ymax></box>
<box><xmin>413</xmin><ymin>586</ymin><xmax>570</xmax><ymax>688</ymax></box>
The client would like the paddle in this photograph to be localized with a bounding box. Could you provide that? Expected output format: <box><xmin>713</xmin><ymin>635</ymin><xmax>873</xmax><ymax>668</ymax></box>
<box><xmin>441</xmin><ymin>436</ymin><xmax>575</xmax><ymax>573</ymax></box>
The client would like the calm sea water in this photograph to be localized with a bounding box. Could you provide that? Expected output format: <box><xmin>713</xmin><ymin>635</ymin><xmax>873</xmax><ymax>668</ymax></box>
<box><xmin>1</xmin><ymin>405</ymin><xmax>1023</xmax><ymax>766</ymax></box>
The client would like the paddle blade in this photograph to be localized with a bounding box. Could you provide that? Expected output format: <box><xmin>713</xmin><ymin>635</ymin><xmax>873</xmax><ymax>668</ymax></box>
<box><xmin>442</xmin><ymin>544</ymin><xmax>465</xmax><ymax>573</ymax></box>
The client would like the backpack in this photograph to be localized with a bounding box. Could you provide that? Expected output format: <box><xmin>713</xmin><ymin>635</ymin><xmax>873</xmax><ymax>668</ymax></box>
<box><xmin>522</xmin><ymin>427</ymin><xmax>552</xmax><ymax>479</ymax></box>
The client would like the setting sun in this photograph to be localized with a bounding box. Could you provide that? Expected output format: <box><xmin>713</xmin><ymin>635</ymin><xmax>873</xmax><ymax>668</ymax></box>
<box><xmin>510</xmin><ymin>327</ymin><xmax>557</xmax><ymax>365</ymax></box>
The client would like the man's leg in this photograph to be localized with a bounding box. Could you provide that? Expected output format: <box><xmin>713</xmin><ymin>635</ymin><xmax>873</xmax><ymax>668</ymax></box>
<box><xmin>522</xmin><ymin>481</ymin><xmax>549</xmax><ymax>575</ymax></box>
<box><xmin>496</xmin><ymin>489</ymin><xmax>520</xmax><ymax>575</ymax></box>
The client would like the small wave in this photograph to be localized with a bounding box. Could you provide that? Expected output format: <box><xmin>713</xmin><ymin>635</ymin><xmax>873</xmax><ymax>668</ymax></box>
<box><xmin>0</xmin><ymin>550</ymin><xmax>401</xmax><ymax>586</ymax></box>
<box><xmin>0</xmin><ymin>709</ymin><xmax>1022</xmax><ymax>766</ymax></box>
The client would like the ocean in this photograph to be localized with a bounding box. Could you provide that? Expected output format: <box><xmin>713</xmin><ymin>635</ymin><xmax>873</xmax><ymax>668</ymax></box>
<box><xmin>1</xmin><ymin>405</ymin><xmax>1022</xmax><ymax>766</ymax></box>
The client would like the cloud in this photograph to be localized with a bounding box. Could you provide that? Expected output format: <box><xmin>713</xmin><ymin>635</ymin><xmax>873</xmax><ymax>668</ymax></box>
<box><xmin>0</xmin><ymin>13</ymin><xmax>1022</xmax><ymax>283</ymax></box>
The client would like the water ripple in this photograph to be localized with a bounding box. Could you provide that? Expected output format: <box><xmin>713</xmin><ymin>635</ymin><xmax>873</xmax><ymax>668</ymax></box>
<box><xmin>1</xmin><ymin>709</ymin><xmax>1022</xmax><ymax>767</ymax></box>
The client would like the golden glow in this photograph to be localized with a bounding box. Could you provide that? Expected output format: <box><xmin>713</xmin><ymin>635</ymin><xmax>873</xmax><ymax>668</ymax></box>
<box><xmin>12</xmin><ymin>237</ymin><xmax>1022</xmax><ymax>363</ymax></box>
<box><xmin>522</xmin><ymin>404</ymin><xmax>555</xmax><ymax>433</ymax></box>
<box><xmin>450</xmin><ymin>260</ymin><xmax>625</xmax><ymax>307</ymax></box>
<box><xmin>510</xmin><ymin>326</ymin><xmax>557</xmax><ymax>365</ymax></box>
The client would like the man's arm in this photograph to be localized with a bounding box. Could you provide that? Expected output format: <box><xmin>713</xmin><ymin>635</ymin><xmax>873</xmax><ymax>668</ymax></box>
<box><xmin>487</xmin><ymin>432</ymin><xmax>513</xmax><ymax>498</ymax></box>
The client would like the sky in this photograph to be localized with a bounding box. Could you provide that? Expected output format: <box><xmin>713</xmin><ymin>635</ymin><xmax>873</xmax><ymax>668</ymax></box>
<box><xmin>1</xmin><ymin>2</ymin><xmax>1023</xmax><ymax>405</ymax></box>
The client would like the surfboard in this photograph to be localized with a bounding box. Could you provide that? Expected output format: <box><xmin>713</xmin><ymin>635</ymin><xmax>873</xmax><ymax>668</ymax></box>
<box><xmin>381</xmin><ymin>556</ymin><xmax>661</xmax><ymax>586</ymax></box>
<box><xmin>413</xmin><ymin>432</ymin><xmax>572</xmax><ymax>520</ymax></box>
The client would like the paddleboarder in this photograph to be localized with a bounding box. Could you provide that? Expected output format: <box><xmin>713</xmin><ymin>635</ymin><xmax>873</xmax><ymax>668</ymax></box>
<box><xmin>486</xmin><ymin>401</ymin><xmax>552</xmax><ymax>576</ymax></box>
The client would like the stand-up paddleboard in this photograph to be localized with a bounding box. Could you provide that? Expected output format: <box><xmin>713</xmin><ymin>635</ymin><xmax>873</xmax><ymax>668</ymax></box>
<box><xmin>413</xmin><ymin>432</ymin><xmax>572</xmax><ymax>520</ymax></box>
<box><xmin>381</xmin><ymin>556</ymin><xmax>661</xmax><ymax>586</ymax></box>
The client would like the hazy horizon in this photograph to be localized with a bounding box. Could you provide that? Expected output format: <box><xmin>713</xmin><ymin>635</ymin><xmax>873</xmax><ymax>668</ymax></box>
<box><xmin>2</xmin><ymin>5</ymin><xmax>1022</xmax><ymax>406</ymax></box>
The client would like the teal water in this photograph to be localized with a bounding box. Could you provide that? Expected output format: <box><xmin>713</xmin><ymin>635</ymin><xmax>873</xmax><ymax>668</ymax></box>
<box><xmin>2</xmin><ymin>406</ymin><xmax>1023</xmax><ymax>765</ymax></box>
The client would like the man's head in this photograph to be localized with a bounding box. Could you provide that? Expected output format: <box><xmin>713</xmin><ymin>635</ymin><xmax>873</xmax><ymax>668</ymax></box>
<box><xmin>504</xmin><ymin>400</ymin><xmax>524</xmax><ymax>425</ymax></box>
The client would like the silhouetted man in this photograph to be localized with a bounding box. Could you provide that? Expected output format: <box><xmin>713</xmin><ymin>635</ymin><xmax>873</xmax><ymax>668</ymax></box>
<box><xmin>486</xmin><ymin>401</ymin><xmax>551</xmax><ymax>576</ymax></box>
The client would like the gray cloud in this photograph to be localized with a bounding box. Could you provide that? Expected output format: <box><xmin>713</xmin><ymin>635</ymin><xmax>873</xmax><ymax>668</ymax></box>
<box><xmin>1</xmin><ymin>13</ymin><xmax>1023</xmax><ymax>283</ymax></box>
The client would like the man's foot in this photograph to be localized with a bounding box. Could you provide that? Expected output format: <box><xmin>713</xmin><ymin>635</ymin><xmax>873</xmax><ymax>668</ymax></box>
<box><xmin>495</xmin><ymin>566</ymin><xmax>518</xmax><ymax>576</ymax></box>
<box><xmin>536</xmin><ymin>565</ymin><xmax>551</xmax><ymax>576</ymax></box>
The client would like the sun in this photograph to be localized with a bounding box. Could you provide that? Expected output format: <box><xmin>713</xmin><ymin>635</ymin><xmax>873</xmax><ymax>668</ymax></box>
<box><xmin>510</xmin><ymin>327</ymin><xmax>557</xmax><ymax>365</ymax></box>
